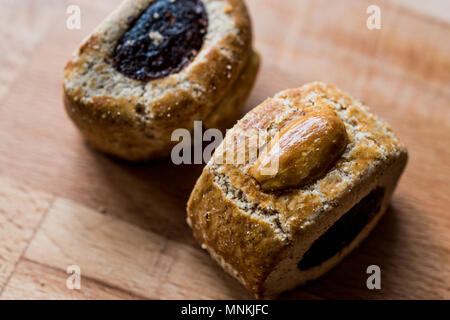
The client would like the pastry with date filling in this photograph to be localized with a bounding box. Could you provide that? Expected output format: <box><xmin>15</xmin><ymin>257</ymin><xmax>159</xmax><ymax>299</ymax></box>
<box><xmin>63</xmin><ymin>0</ymin><xmax>259</xmax><ymax>160</ymax></box>
<box><xmin>187</xmin><ymin>82</ymin><xmax>408</xmax><ymax>298</ymax></box>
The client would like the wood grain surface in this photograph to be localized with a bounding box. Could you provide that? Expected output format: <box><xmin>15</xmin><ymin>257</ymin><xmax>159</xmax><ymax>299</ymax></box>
<box><xmin>0</xmin><ymin>0</ymin><xmax>449</xmax><ymax>300</ymax></box>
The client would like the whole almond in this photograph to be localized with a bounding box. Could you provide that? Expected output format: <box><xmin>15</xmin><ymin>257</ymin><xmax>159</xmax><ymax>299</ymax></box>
<box><xmin>249</xmin><ymin>109</ymin><xmax>348</xmax><ymax>191</ymax></box>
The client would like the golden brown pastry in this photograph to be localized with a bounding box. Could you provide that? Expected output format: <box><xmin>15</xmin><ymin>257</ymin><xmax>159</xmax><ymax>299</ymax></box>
<box><xmin>63</xmin><ymin>0</ymin><xmax>259</xmax><ymax>160</ymax></box>
<box><xmin>187</xmin><ymin>82</ymin><xmax>408</xmax><ymax>298</ymax></box>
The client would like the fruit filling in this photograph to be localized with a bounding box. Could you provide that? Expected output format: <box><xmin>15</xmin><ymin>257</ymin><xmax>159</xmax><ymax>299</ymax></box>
<box><xmin>298</xmin><ymin>187</ymin><xmax>385</xmax><ymax>270</ymax></box>
<box><xmin>113</xmin><ymin>0</ymin><xmax>208</xmax><ymax>81</ymax></box>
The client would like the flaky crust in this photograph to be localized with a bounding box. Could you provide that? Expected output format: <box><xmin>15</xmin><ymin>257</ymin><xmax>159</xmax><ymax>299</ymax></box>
<box><xmin>63</xmin><ymin>0</ymin><xmax>259</xmax><ymax>160</ymax></box>
<box><xmin>187</xmin><ymin>82</ymin><xmax>408</xmax><ymax>297</ymax></box>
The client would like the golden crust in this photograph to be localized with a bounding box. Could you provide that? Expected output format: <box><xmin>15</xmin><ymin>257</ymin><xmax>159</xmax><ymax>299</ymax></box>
<box><xmin>187</xmin><ymin>82</ymin><xmax>408</xmax><ymax>297</ymax></box>
<box><xmin>63</xmin><ymin>0</ymin><xmax>259</xmax><ymax>160</ymax></box>
<box><xmin>187</xmin><ymin>169</ymin><xmax>286</xmax><ymax>293</ymax></box>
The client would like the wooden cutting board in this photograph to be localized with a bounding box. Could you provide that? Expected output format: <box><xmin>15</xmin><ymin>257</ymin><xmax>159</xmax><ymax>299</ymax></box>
<box><xmin>0</xmin><ymin>0</ymin><xmax>449</xmax><ymax>299</ymax></box>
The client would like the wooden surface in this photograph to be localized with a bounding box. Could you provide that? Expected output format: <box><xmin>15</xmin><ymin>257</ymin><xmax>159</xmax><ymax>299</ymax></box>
<box><xmin>0</xmin><ymin>0</ymin><xmax>449</xmax><ymax>300</ymax></box>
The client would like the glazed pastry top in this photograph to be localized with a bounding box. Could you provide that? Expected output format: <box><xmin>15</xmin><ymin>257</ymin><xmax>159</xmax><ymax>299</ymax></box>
<box><xmin>208</xmin><ymin>82</ymin><xmax>407</xmax><ymax>236</ymax></box>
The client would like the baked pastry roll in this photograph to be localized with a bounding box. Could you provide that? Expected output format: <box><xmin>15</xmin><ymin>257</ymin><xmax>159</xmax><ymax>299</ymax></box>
<box><xmin>187</xmin><ymin>82</ymin><xmax>408</xmax><ymax>298</ymax></box>
<box><xmin>63</xmin><ymin>0</ymin><xmax>259</xmax><ymax>160</ymax></box>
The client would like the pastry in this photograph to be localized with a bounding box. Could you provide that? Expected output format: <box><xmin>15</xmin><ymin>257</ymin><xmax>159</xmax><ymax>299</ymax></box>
<box><xmin>187</xmin><ymin>82</ymin><xmax>408</xmax><ymax>298</ymax></box>
<box><xmin>63</xmin><ymin>0</ymin><xmax>259</xmax><ymax>160</ymax></box>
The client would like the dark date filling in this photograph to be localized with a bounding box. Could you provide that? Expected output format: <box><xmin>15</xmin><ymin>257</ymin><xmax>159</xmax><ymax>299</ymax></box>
<box><xmin>113</xmin><ymin>0</ymin><xmax>208</xmax><ymax>81</ymax></box>
<box><xmin>298</xmin><ymin>187</ymin><xmax>385</xmax><ymax>270</ymax></box>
